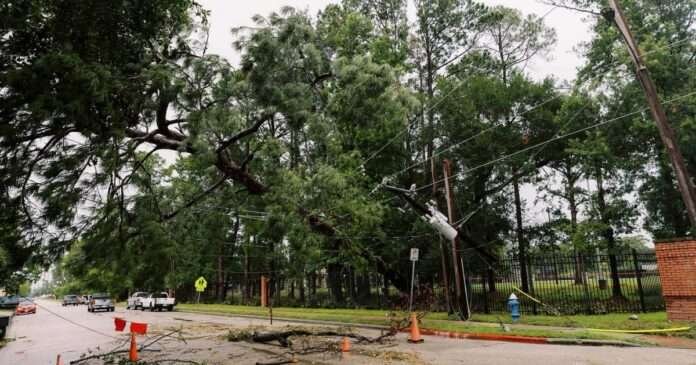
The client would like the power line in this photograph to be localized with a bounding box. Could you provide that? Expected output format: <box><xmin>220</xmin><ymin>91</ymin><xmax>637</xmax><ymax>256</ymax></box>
<box><xmin>21</xmin><ymin>297</ymin><xmax>120</xmax><ymax>340</ymax></box>
<box><xmin>415</xmin><ymin>90</ymin><xmax>696</xmax><ymax>193</ymax></box>
<box><xmin>376</xmin><ymin>92</ymin><xmax>565</xmax><ymax>186</ymax></box>
<box><xmin>362</xmin><ymin>27</ymin><xmax>695</xmax><ymax>171</ymax></box>
<box><xmin>361</xmin><ymin>63</ymin><xmax>507</xmax><ymax>167</ymax></box>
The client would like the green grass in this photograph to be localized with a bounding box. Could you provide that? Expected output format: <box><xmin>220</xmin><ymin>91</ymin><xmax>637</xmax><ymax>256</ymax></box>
<box><xmin>469</xmin><ymin>312</ymin><xmax>690</xmax><ymax>330</ymax></box>
<box><xmin>176</xmin><ymin>304</ymin><xmax>650</xmax><ymax>343</ymax></box>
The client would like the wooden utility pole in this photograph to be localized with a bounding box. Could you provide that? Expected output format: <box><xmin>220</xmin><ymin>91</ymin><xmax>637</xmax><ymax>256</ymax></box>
<box><xmin>607</xmin><ymin>0</ymin><xmax>696</xmax><ymax>230</ymax></box>
<box><xmin>431</xmin><ymin>157</ymin><xmax>453</xmax><ymax>314</ymax></box>
<box><xmin>443</xmin><ymin>159</ymin><xmax>470</xmax><ymax>319</ymax></box>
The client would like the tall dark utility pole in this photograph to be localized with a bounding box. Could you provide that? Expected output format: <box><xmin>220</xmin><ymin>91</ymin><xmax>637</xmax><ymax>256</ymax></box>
<box><xmin>606</xmin><ymin>0</ymin><xmax>696</xmax><ymax>230</ymax></box>
<box><xmin>431</xmin><ymin>158</ymin><xmax>453</xmax><ymax>314</ymax></box>
<box><xmin>443</xmin><ymin>159</ymin><xmax>470</xmax><ymax>319</ymax></box>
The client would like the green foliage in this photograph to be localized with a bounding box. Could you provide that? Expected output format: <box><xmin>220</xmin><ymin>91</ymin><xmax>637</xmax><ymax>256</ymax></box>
<box><xmin>3</xmin><ymin>0</ymin><xmax>694</xmax><ymax>310</ymax></box>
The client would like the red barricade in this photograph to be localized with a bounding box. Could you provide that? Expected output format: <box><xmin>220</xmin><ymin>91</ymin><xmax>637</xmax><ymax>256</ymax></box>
<box><xmin>114</xmin><ymin>317</ymin><xmax>126</xmax><ymax>332</ymax></box>
<box><xmin>130</xmin><ymin>321</ymin><xmax>148</xmax><ymax>335</ymax></box>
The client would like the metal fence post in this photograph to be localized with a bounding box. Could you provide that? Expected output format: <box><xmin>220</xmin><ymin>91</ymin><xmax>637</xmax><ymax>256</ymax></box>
<box><xmin>528</xmin><ymin>256</ymin><xmax>537</xmax><ymax>315</ymax></box>
<box><xmin>632</xmin><ymin>249</ymin><xmax>646</xmax><ymax>313</ymax></box>
<box><xmin>580</xmin><ymin>255</ymin><xmax>593</xmax><ymax>314</ymax></box>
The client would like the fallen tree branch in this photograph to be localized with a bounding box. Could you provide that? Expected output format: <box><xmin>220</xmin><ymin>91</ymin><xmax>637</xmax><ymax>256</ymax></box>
<box><xmin>69</xmin><ymin>348</ymin><xmax>161</xmax><ymax>364</ymax></box>
<box><xmin>147</xmin><ymin>359</ymin><xmax>202</xmax><ymax>365</ymax></box>
<box><xmin>256</xmin><ymin>360</ymin><xmax>297</xmax><ymax>365</ymax></box>
<box><xmin>70</xmin><ymin>328</ymin><xmax>184</xmax><ymax>364</ymax></box>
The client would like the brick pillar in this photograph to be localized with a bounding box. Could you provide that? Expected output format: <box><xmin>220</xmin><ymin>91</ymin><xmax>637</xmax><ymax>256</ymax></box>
<box><xmin>655</xmin><ymin>238</ymin><xmax>696</xmax><ymax>321</ymax></box>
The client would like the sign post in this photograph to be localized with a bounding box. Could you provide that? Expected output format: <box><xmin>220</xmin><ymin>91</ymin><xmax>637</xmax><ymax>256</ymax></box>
<box><xmin>260</xmin><ymin>275</ymin><xmax>268</xmax><ymax>308</ymax></box>
<box><xmin>195</xmin><ymin>276</ymin><xmax>207</xmax><ymax>304</ymax></box>
<box><xmin>409</xmin><ymin>248</ymin><xmax>419</xmax><ymax>313</ymax></box>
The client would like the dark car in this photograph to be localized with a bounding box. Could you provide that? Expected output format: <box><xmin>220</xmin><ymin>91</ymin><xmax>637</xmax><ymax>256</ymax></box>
<box><xmin>0</xmin><ymin>314</ymin><xmax>10</xmax><ymax>339</ymax></box>
<box><xmin>88</xmin><ymin>293</ymin><xmax>114</xmax><ymax>312</ymax></box>
<box><xmin>0</xmin><ymin>295</ymin><xmax>21</xmax><ymax>309</ymax></box>
<box><xmin>62</xmin><ymin>294</ymin><xmax>80</xmax><ymax>306</ymax></box>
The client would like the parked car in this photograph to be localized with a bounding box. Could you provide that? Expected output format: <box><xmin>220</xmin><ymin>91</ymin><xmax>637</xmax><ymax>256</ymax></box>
<box><xmin>126</xmin><ymin>292</ymin><xmax>149</xmax><ymax>310</ymax></box>
<box><xmin>140</xmin><ymin>292</ymin><xmax>175</xmax><ymax>312</ymax></box>
<box><xmin>62</xmin><ymin>295</ymin><xmax>80</xmax><ymax>306</ymax></box>
<box><xmin>0</xmin><ymin>295</ymin><xmax>21</xmax><ymax>309</ymax></box>
<box><xmin>15</xmin><ymin>300</ymin><xmax>37</xmax><ymax>315</ymax></box>
<box><xmin>0</xmin><ymin>313</ymin><xmax>10</xmax><ymax>339</ymax></box>
<box><xmin>88</xmin><ymin>293</ymin><xmax>114</xmax><ymax>312</ymax></box>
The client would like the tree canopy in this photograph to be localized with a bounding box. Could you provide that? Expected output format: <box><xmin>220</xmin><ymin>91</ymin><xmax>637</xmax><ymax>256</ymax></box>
<box><xmin>1</xmin><ymin>0</ymin><xmax>694</xmax><ymax>306</ymax></box>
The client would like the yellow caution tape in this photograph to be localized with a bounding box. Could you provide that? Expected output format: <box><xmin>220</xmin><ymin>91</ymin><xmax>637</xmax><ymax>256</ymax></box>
<box><xmin>587</xmin><ymin>327</ymin><xmax>692</xmax><ymax>334</ymax></box>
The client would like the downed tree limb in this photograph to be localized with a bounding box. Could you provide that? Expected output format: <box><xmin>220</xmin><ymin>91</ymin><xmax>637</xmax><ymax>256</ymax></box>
<box><xmin>255</xmin><ymin>359</ymin><xmax>297</xmax><ymax>365</ymax></box>
<box><xmin>249</xmin><ymin>330</ymin><xmax>384</xmax><ymax>347</ymax></box>
<box><xmin>69</xmin><ymin>348</ymin><xmax>161</xmax><ymax>364</ymax></box>
<box><xmin>69</xmin><ymin>328</ymin><xmax>184</xmax><ymax>364</ymax></box>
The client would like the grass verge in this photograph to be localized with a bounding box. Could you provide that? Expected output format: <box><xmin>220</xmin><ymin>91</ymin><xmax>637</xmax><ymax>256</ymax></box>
<box><xmin>176</xmin><ymin>304</ymin><xmax>651</xmax><ymax>343</ymax></box>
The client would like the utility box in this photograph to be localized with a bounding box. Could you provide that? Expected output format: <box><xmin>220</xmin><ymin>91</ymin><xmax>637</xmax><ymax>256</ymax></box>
<box><xmin>655</xmin><ymin>237</ymin><xmax>696</xmax><ymax>321</ymax></box>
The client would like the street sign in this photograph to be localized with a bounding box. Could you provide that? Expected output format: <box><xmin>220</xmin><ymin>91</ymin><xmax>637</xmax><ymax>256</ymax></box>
<box><xmin>194</xmin><ymin>277</ymin><xmax>207</xmax><ymax>292</ymax></box>
<box><xmin>410</xmin><ymin>248</ymin><xmax>419</xmax><ymax>262</ymax></box>
<box><xmin>408</xmin><ymin>248</ymin><xmax>419</xmax><ymax>313</ymax></box>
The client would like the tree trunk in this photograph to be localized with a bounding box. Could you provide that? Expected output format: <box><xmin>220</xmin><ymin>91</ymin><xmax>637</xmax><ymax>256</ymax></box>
<box><xmin>216</xmin><ymin>252</ymin><xmax>224</xmax><ymax>301</ymax></box>
<box><xmin>348</xmin><ymin>267</ymin><xmax>357</xmax><ymax>304</ymax></box>
<box><xmin>243</xmin><ymin>244</ymin><xmax>250</xmax><ymax>304</ymax></box>
<box><xmin>513</xmin><ymin>178</ymin><xmax>529</xmax><ymax>292</ymax></box>
<box><xmin>310</xmin><ymin>271</ymin><xmax>317</xmax><ymax>296</ymax></box>
<box><xmin>595</xmin><ymin>165</ymin><xmax>623</xmax><ymax>298</ymax></box>
<box><xmin>439</xmin><ymin>237</ymin><xmax>453</xmax><ymax>313</ymax></box>
<box><xmin>299</xmin><ymin>273</ymin><xmax>306</xmax><ymax>304</ymax></box>
<box><xmin>327</xmin><ymin>263</ymin><xmax>344</xmax><ymax>303</ymax></box>
<box><xmin>568</xmin><ymin>175</ymin><xmax>584</xmax><ymax>285</ymax></box>
<box><xmin>357</xmin><ymin>273</ymin><xmax>371</xmax><ymax>303</ymax></box>
<box><xmin>486</xmin><ymin>267</ymin><xmax>496</xmax><ymax>293</ymax></box>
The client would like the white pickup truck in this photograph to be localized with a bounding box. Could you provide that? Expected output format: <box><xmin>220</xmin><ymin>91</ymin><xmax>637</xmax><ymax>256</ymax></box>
<box><xmin>139</xmin><ymin>292</ymin><xmax>176</xmax><ymax>312</ymax></box>
<box><xmin>126</xmin><ymin>292</ymin><xmax>149</xmax><ymax>310</ymax></box>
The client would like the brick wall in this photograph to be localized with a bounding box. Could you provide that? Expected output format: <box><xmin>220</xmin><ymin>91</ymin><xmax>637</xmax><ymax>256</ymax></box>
<box><xmin>655</xmin><ymin>238</ymin><xmax>696</xmax><ymax>321</ymax></box>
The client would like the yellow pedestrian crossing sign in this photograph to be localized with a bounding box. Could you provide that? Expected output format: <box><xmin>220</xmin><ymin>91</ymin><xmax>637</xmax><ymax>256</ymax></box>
<box><xmin>195</xmin><ymin>277</ymin><xmax>207</xmax><ymax>292</ymax></box>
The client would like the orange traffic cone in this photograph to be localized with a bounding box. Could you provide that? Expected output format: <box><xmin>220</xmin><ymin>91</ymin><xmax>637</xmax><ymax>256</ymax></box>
<box><xmin>407</xmin><ymin>312</ymin><xmax>424</xmax><ymax>343</ymax></box>
<box><xmin>56</xmin><ymin>354</ymin><xmax>63</xmax><ymax>365</ymax></box>
<box><xmin>340</xmin><ymin>336</ymin><xmax>351</xmax><ymax>352</ymax></box>
<box><xmin>129</xmin><ymin>332</ymin><xmax>138</xmax><ymax>362</ymax></box>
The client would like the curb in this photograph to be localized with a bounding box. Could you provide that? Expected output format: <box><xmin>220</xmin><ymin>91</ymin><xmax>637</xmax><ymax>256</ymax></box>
<box><xmin>547</xmin><ymin>338</ymin><xmax>641</xmax><ymax>347</ymax></box>
<box><xmin>413</xmin><ymin>328</ymin><xmax>547</xmax><ymax>344</ymax></box>
<box><xmin>413</xmin><ymin>328</ymin><xmax>642</xmax><ymax>347</ymax></box>
<box><xmin>176</xmin><ymin>309</ymin><xmax>642</xmax><ymax>347</ymax></box>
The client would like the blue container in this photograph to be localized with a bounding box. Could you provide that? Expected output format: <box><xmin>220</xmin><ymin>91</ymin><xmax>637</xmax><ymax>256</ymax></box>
<box><xmin>508</xmin><ymin>293</ymin><xmax>520</xmax><ymax>322</ymax></box>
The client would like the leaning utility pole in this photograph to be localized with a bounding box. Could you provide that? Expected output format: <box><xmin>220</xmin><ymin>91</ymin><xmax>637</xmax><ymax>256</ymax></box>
<box><xmin>607</xmin><ymin>0</ymin><xmax>696</xmax><ymax>230</ymax></box>
<box><xmin>443</xmin><ymin>159</ymin><xmax>470</xmax><ymax>319</ymax></box>
<box><xmin>431</xmin><ymin>156</ymin><xmax>453</xmax><ymax>314</ymax></box>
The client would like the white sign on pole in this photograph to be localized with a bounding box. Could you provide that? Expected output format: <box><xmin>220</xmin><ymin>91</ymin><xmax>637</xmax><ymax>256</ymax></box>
<box><xmin>410</xmin><ymin>248</ymin><xmax>419</xmax><ymax>261</ymax></box>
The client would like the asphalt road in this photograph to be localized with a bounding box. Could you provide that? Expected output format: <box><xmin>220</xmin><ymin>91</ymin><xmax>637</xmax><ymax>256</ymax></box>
<box><xmin>1</xmin><ymin>300</ymin><xmax>695</xmax><ymax>364</ymax></box>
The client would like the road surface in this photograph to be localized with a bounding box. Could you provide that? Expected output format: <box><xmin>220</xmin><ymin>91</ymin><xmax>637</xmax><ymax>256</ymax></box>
<box><xmin>1</xmin><ymin>300</ymin><xmax>694</xmax><ymax>364</ymax></box>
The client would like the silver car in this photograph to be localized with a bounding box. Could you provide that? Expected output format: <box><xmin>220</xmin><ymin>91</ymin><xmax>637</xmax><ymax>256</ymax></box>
<box><xmin>88</xmin><ymin>293</ymin><xmax>114</xmax><ymax>312</ymax></box>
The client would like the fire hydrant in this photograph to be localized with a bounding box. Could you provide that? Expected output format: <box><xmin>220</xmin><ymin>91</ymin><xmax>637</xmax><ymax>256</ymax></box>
<box><xmin>508</xmin><ymin>293</ymin><xmax>520</xmax><ymax>322</ymax></box>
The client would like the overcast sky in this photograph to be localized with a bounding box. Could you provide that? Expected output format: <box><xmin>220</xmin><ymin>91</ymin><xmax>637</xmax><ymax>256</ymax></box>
<box><xmin>197</xmin><ymin>0</ymin><xmax>595</xmax><ymax>83</ymax></box>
